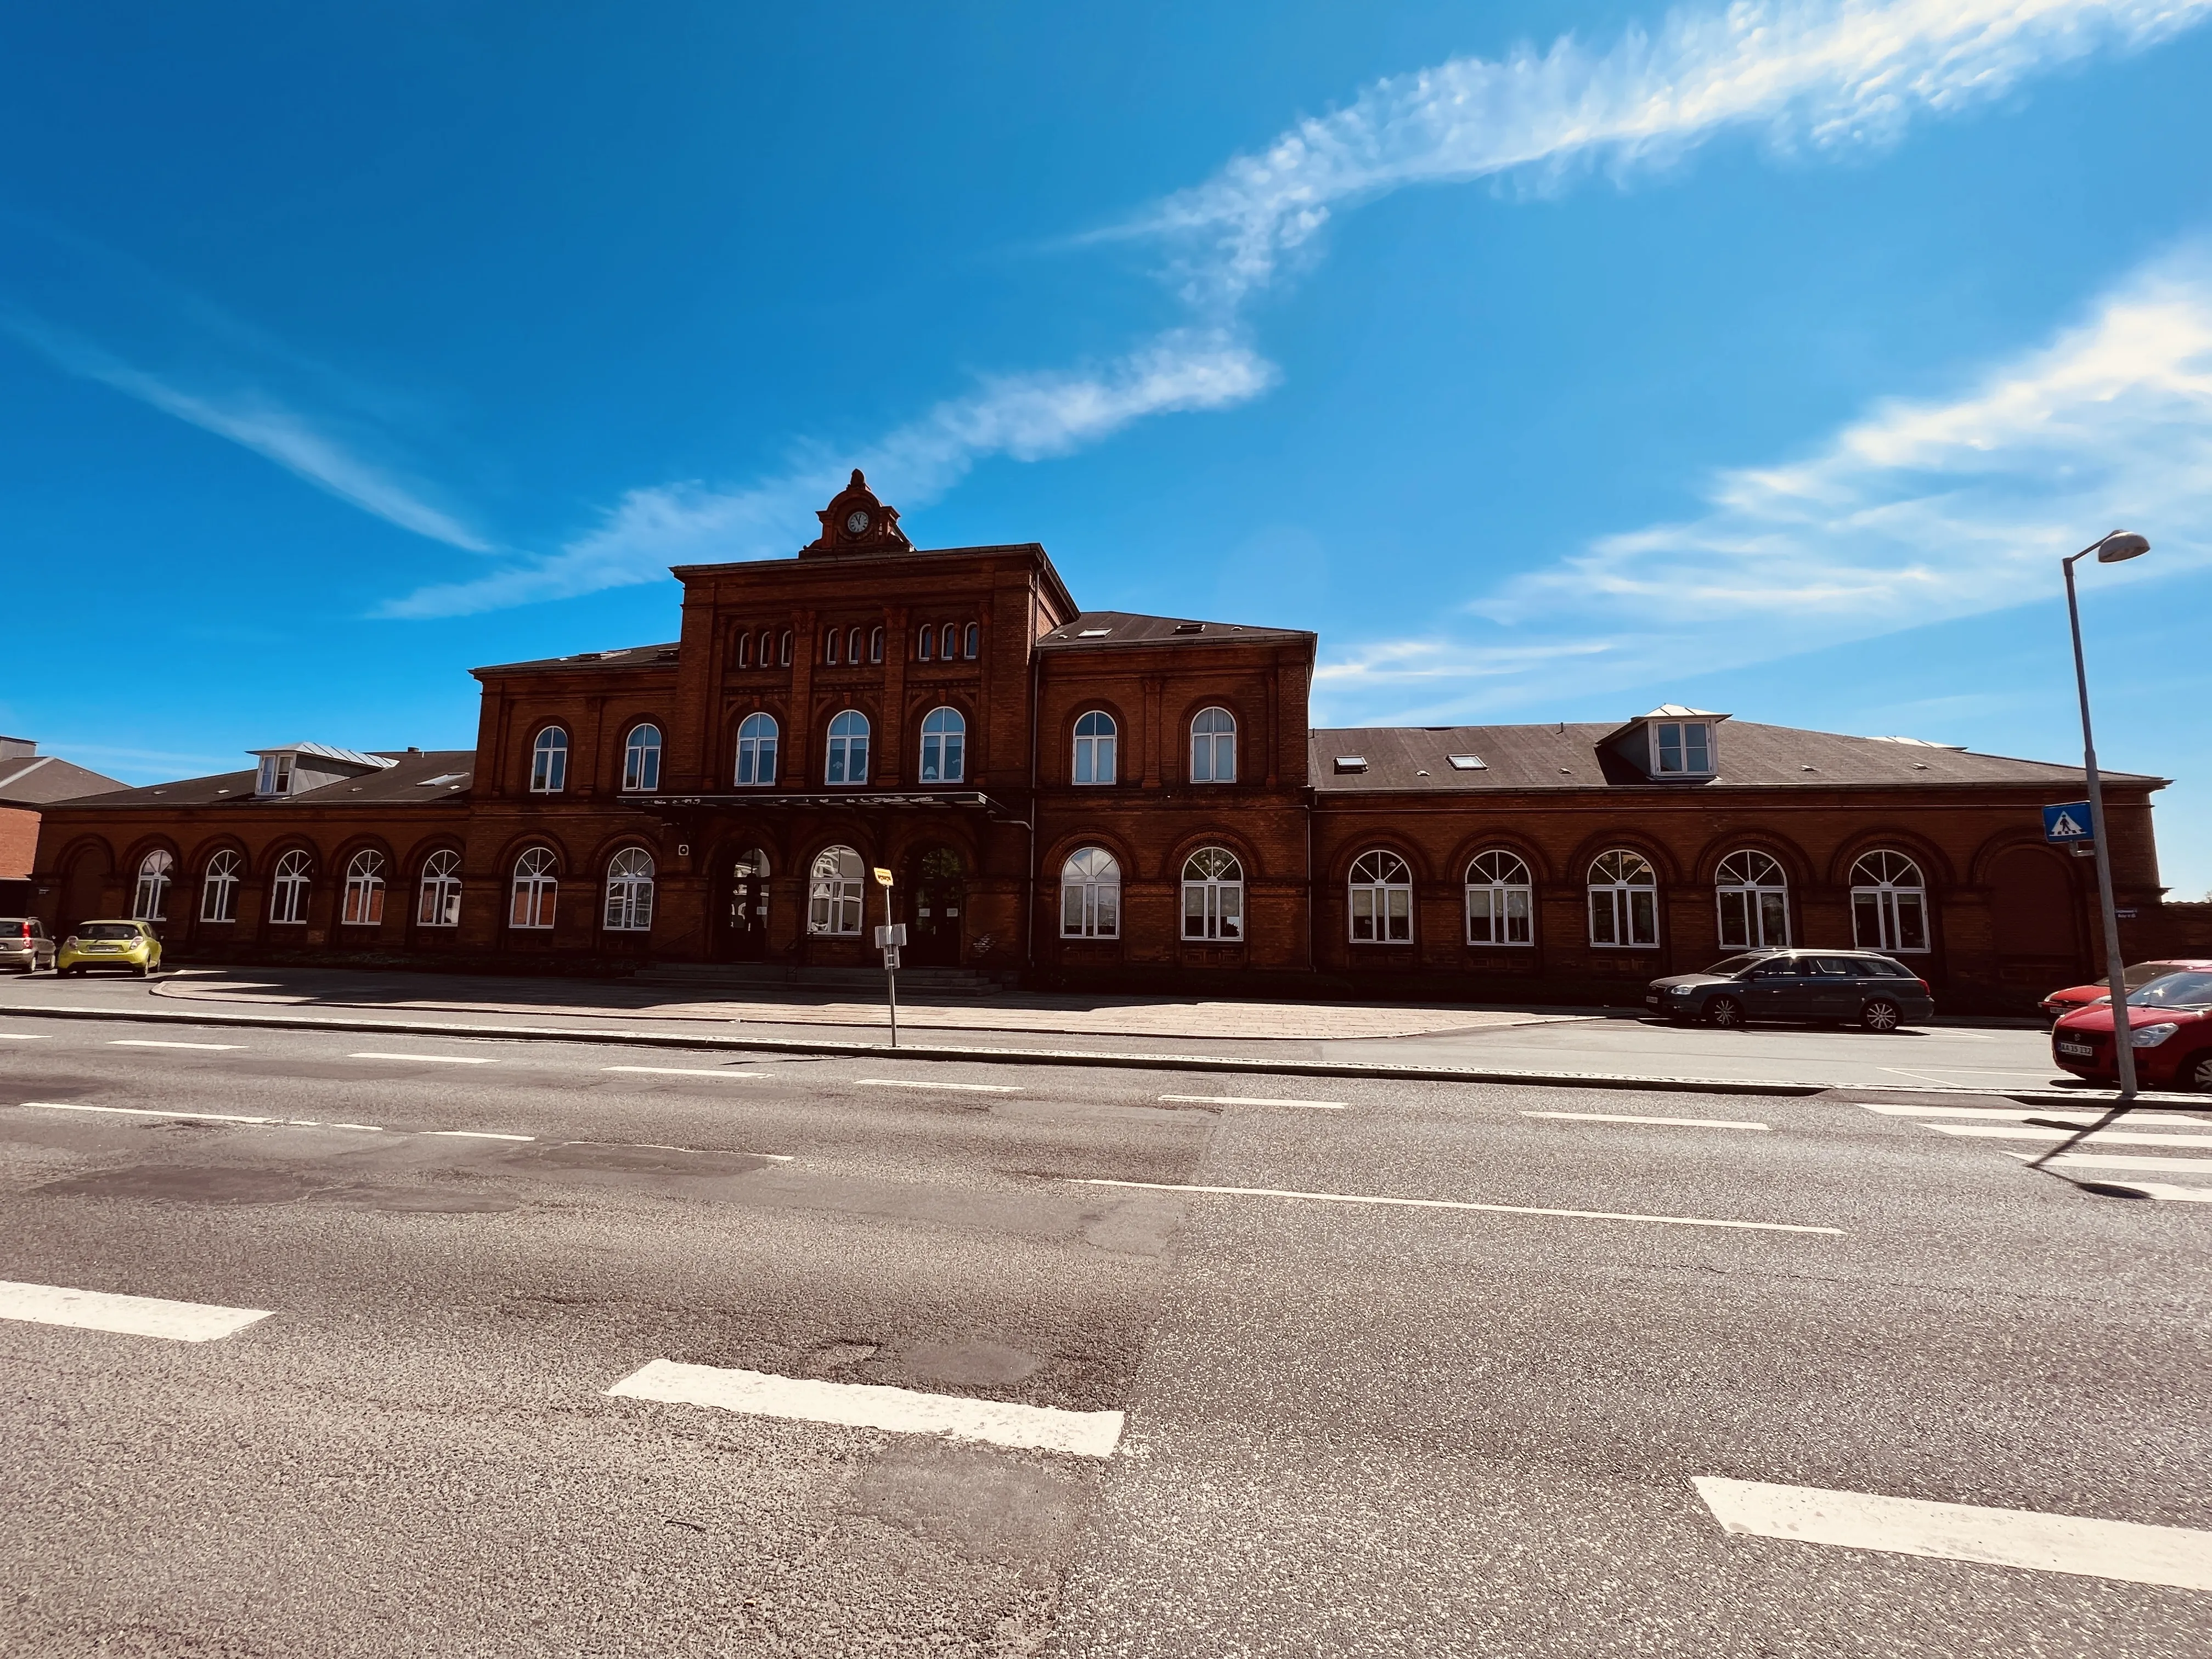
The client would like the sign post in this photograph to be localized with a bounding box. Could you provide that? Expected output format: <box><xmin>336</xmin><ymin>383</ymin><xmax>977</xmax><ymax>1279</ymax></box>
<box><xmin>872</xmin><ymin>867</ymin><xmax>900</xmax><ymax>1047</ymax></box>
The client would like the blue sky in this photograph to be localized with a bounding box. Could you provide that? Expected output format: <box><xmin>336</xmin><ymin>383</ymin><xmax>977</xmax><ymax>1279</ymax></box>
<box><xmin>4</xmin><ymin>2</ymin><xmax>2210</xmax><ymax>891</ymax></box>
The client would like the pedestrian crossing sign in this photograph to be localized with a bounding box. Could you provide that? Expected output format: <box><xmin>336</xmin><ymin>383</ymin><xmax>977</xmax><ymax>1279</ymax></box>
<box><xmin>2042</xmin><ymin>802</ymin><xmax>2093</xmax><ymax>843</ymax></box>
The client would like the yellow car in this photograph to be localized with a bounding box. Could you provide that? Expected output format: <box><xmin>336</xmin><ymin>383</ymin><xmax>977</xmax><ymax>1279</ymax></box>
<box><xmin>58</xmin><ymin>919</ymin><xmax>163</xmax><ymax>978</ymax></box>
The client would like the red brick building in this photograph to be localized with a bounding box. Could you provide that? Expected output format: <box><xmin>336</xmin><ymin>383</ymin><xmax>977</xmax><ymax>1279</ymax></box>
<box><xmin>29</xmin><ymin>473</ymin><xmax>2188</xmax><ymax>1010</ymax></box>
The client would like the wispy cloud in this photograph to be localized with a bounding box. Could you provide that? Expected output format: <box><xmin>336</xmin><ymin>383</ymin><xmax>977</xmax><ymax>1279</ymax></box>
<box><xmin>1130</xmin><ymin>0</ymin><xmax>2211</xmax><ymax>310</ymax></box>
<box><xmin>2</xmin><ymin>308</ymin><xmax>490</xmax><ymax>551</ymax></box>
<box><xmin>1318</xmin><ymin>245</ymin><xmax>2212</xmax><ymax>718</ymax></box>
<box><xmin>379</xmin><ymin>329</ymin><xmax>1273</xmax><ymax>618</ymax></box>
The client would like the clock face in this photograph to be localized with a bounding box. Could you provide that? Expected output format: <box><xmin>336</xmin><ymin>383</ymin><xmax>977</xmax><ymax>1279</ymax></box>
<box><xmin>844</xmin><ymin>509</ymin><xmax>871</xmax><ymax>535</ymax></box>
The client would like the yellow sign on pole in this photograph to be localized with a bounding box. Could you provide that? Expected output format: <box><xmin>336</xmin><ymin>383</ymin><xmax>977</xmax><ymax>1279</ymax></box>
<box><xmin>872</xmin><ymin>866</ymin><xmax>894</xmax><ymax>887</ymax></box>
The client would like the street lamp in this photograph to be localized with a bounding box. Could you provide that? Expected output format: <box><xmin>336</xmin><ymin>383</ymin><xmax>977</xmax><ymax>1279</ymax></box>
<box><xmin>2064</xmin><ymin>528</ymin><xmax>2149</xmax><ymax>1103</ymax></box>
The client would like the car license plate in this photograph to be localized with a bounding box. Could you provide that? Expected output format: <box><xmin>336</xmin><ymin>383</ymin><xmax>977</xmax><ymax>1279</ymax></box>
<box><xmin>1644</xmin><ymin>995</ymin><xmax>1658</xmax><ymax>1006</ymax></box>
<box><xmin>2056</xmin><ymin>1041</ymin><xmax>2095</xmax><ymax>1058</ymax></box>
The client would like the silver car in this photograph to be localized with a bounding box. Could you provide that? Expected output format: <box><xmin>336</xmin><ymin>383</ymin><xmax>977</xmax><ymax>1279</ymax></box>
<box><xmin>1</xmin><ymin>916</ymin><xmax>56</xmax><ymax>974</ymax></box>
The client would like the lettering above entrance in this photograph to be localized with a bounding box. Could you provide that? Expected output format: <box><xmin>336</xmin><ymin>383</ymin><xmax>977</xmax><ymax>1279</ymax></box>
<box><xmin>802</xmin><ymin>469</ymin><xmax>914</xmax><ymax>558</ymax></box>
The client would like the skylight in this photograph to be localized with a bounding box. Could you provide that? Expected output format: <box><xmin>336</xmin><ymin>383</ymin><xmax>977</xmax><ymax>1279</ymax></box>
<box><xmin>1077</xmin><ymin>628</ymin><xmax>1112</xmax><ymax>638</ymax></box>
<box><xmin>416</xmin><ymin>773</ymin><xmax>469</xmax><ymax>787</ymax></box>
<box><xmin>1446</xmin><ymin>754</ymin><xmax>1485</xmax><ymax>771</ymax></box>
<box><xmin>1334</xmin><ymin>755</ymin><xmax>1367</xmax><ymax>772</ymax></box>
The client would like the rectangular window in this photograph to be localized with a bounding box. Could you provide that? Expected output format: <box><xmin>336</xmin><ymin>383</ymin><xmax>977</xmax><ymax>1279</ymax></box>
<box><xmin>1655</xmin><ymin>721</ymin><xmax>1713</xmax><ymax>776</ymax></box>
<box><xmin>257</xmin><ymin>754</ymin><xmax>294</xmax><ymax>795</ymax></box>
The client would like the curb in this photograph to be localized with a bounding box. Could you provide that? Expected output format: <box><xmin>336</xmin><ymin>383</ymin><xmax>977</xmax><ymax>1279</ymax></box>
<box><xmin>2</xmin><ymin>1000</ymin><xmax>2201</xmax><ymax>1110</ymax></box>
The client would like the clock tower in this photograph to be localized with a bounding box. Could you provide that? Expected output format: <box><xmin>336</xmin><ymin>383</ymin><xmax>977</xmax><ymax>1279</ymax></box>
<box><xmin>800</xmin><ymin>469</ymin><xmax>913</xmax><ymax>558</ymax></box>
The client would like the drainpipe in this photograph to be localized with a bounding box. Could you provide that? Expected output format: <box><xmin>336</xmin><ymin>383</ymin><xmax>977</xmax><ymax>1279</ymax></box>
<box><xmin>1305</xmin><ymin>787</ymin><xmax>1316</xmax><ymax>972</ymax></box>
<box><xmin>1024</xmin><ymin>580</ymin><xmax>1040</xmax><ymax>978</ymax></box>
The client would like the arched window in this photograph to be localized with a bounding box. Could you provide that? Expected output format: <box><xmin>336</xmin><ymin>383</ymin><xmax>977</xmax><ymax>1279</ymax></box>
<box><xmin>200</xmin><ymin>850</ymin><xmax>241</xmax><ymax>923</ymax></box>
<box><xmin>917</xmin><ymin>624</ymin><xmax>935</xmax><ymax>662</ymax></box>
<box><xmin>417</xmin><ymin>849</ymin><xmax>462</xmax><ymax>927</ymax></box>
<box><xmin>529</xmin><ymin>727</ymin><xmax>568</xmax><ymax>793</ymax></box>
<box><xmin>778</xmin><ymin>630</ymin><xmax>792</xmax><ymax>667</ymax></box>
<box><xmin>1716</xmin><ymin>850</ymin><xmax>1790</xmax><ymax>950</ymax></box>
<box><xmin>341</xmin><ymin>850</ymin><xmax>386</xmax><ymax>926</ymax></box>
<box><xmin>1588</xmin><ymin>849</ymin><xmax>1658</xmax><ymax>947</ymax></box>
<box><xmin>826</xmin><ymin>710</ymin><xmax>870</xmax><ymax>785</ymax></box>
<box><xmin>603</xmin><ymin>848</ymin><xmax>655</xmax><ymax>932</ymax></box>
<box><xmin>1073</xmin><ymin>711</ymin><xmax>1117</xmax><ymax>785</ymax></box>
<box><xmin>808</xmin><ymin>845</ymin><xmax>865</xmax><ymax>935</ymax></box>
<box><xmin>1181</xmin><ymin>847</ymin><xmax>1244</xmax><ymax>941</ymax></box>
<box><xmin>963</xmin><ymin>623</ymin><xmax>979</xmax><ymax>659</ymax></box>
<box><xmin>737</xmin><ymin>631</ymin><xmax>753</xmax><ymax>669</ymax></box>
<box><xmin>131</xmin><ymin>850</ymin><xmax>173</xmax><ymax>922</ymax></box>
<box><xmin>1851</xmin><ymin>850</ymin><xmax>1929</xmax><ymax>953</ymax></box>
<box><xmin>760</xmin><ymin>629</ymin><xmax>776</xmax><ymax>668</ymax></box>
<box><xmin>1190</xmin><ymin>707</ymin><xmax>1237</xmax><ymax>783</ymax></box>
<box><xmin>269</xmin><ymin>850</ymin><xmax>312</xmax><ymax>925</ymax></box>
<box><xmin>510</xmin><ymin>847</ymin><xmax>557</xmax><ymax>930</ymax></box>
<box><xmin>1466</xmin><ymin>850</ymin><xmax>1533</xmax><ymax>946</ymax></box>
<box><xmin>1348</xmin><ymin>850</ymin><xmax>1413</xmax><ymax>943</ymax></box>
<box><xmin>940</xmin><ymin>623</ymin><xmax>958</xmax><ymax>661</ymax></box>
<box><xmin>622</xmin><ymin>724</ymin><xmax>662</xmax><ymax>793</ymax></box>
<box><xmin>869</xmin><ymin>626</ymin><xmax>884</xmax><ymax>664</ymax></box>
<box><xmin>1060</xmin><ymin>847</ymin><xmax>1122</xmax><ymax>939</ymax></box>
<box><xmin>735</xmin><ymin>712</ymin><xmax>778</xmax><ymax>786</ymax></box>
<box><xmin>825</xmin><ymin>629</ymin><xmax>842</xmax><ymax>666</ymax></box>
<box><xmin>920</xmin><ymin>707</ymin><xmax>966</xmax><ymax>783</ymax></box>
<box><xmin>848</xmin><ymin>626</ymin><xmax>864</xmax><ymax>665</ymax></box>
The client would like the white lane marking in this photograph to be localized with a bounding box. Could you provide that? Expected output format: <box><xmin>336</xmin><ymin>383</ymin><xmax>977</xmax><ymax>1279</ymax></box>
<box><xmin>1855</xmin><ymin>1103</ymin><xmax>2209</xmax><ymax>1127</ymax></box>
<box><xmin>108</xmin><ymin>1039</ymin><xmax>245</xmax><ymax>1051</ymax></box>
<box><xmin>607</xmin><ymin>1358</ymin><xmax>1123</xmax><ymax>1457</ymax></box>
<box><xmin>348</xmin><ymin>1051</ymin><xmax>498</xmax><ymax>1065</ymax></box>
<box><xmin>1160</xmin><ymin>1094</ymin><xmax>1346</xmax><ymax>1110</ymax></box>
<box><xmin>1523</xmin><ymin>1110</ymin><xmax>1770</xmax><ymax>1131</ymax></box>
<box><xmin>422</xmin><ymin>1129</ymin><xmax>535</xmax><ymax>1142</ymax></box>
<box><xmin>0</xmin><ymin>1032</ymin><xmax>50</xmax><ymax>1039</ymax></box>
<box><xmin>2006</xmin><ymin>1150</ymin><xmax>2212</xmax><ymax>1173</ymax></box>
<box><xmin>0</xmin><ymin>1279</ymin><xmax>273</xmax><ymax>1343</ymax></box>
<box><xmin>1880</xmin><ymin>1066</ymin><xmax>2055</xmax><ymax>1087</ymax></box>
<box><xmin>2087</xmin><ymin>1181</ymin><xmax>2212</xmax><ymax>1202</ymax></box>
<box><xmin>1072</xmin><ymin>1178</ymin><xmax>1840</xmax><ymax>1234</ymax></box>
<box><xmin>855</xmin><ymin>1078</ymin><xmax>1019</xmax><ymax>1093</ymax></box>
<box><xmin>18</xmin><ymin>1101</ymin><xmax>383</xmax><ymax>1131</ymax></box>
<box><xmin>602</xmin><ymin>1066</ymin><xmax>766</xmax><ymax>1080</ymax></box>
<box><xmin>1694</xmin><ymin>1476</ymin><xmax>2212</xmax><ymax>1592</ymax></box>
<box><xmin>1926</xmin><ymin>1124</ymin><xmax>2212</xmax><ymax>1148</ymax></box>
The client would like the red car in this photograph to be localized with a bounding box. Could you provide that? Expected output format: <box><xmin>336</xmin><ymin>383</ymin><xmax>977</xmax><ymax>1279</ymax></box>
<box><xmin>2051</xmin><ymin>969</ymin><xmax>2212</xmax><ymax>1092</ymax></box>
<box><xmin>2040</xmin><ymin>958</ymin><xmax>2212</xmax><ymax>1024</ymax></box>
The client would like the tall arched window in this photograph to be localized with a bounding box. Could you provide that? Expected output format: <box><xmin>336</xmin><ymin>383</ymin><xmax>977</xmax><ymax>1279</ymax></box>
<box><xmin>940</xmin><ymin>623</ymin><xmax>958</xmax><ymax>661</ymax></box>
<box><xmin>1073</xmin><ymin>711</ymin><xmax>1117</xmax><ymax>785</ymax></box>
<box><xmin>200</xmin><ymin>850</ymin><xmax>241</xmax><ymax>924</ymax></box>
<box><xmin>808</xmin><ymin>845</ymin><xmax>865</xmax><ymax>935</ymax></box>
<box><xmin>341</xmin><ymin>850</ymin><xmax>386</xmax><ymax>926</ymax></box>
<box><xmin>825</xmin><ymin>629</ymin><xmax>842</xmax><ymax>666</ymax></box>
<box><xmin>737</xmin><ymin>630</ymin><xmax>754</xmax><ymax>669</ymax></box>
<box><xmin>510</xmin><ymin>847</ymin><xmax>557</xmax><ymax>930</ymax></box>
<box><xmin>826</xmin><ymin>710</ymin><xmax>870</xmax><ymax>785</ymax></box>
<box><xmin>603</xmin><ymin>848</ymin><xmax>655</xmax><ymax>932</ymax></box>
<box><xmin>1181</xmin><ymin>847</ymin><xmax>1244</xmax><ymax>941</ymax></box>
<box><xmin>963</xmin><ymin>623</ymin><xmax>979</xmax><ymax>659</ymax></box>
<box><xmin>1716</xmin><ymin>850</ymin><xmax>1790</xmax><ymax>950</ymax></box>
<box><xmin>917</xmin><ymin>624</ymin><xmax>935</xmax><ymax>662</ymax></box>
<box><xmin>269</xmin><ymin>850</ymin><xmax>312</xmax><ymax>925</ymax></box>
<box><xmin>131</xmin><ymin>850</ymin><xmax>173</xmax><ymax>922</ymax></box>
<box><xmin>1060</xmin><ymin>848</ymin><xmax>1122</xmax><ymax>939</ymax></box>
<box><xmin>778</xmin><ymin>630</ymin><xmax>792</xmax><ymax>667</ymax></box>
<box><xmin>529</xmin><ymin>727</ymin><xmax>568</xmax><ymax>793</ymax></box>
<box><xmin>920</xmin><ymin>707</ymin><xmax>966</xmax><ymax>783</ymax></box>
<box><xmin>1348</xmin><ymin>850</ymin><xmax>1413</xmax><ymax>943</ymax></box>
<box><xmin>869</xmin><ymin>626</ymin><xmax>884</xmax><ymax>664</ymax></box>
<box><xmin>417</xmin><ymin>849</ymin><xmax>462</xmax><ymax>927</ymax></box>
<box><xmin>735</xmin><ymin>712</ymin><xmax>778</xmax><ymax>786</ymax></box>
<box><xmin>1466</xmin><ymin>850</ymin><xmax>1533</xmax><ymax>946</ymax></box>
<box><xmin>760</xmin><ymin>628</ymin><xmax>776</xmax><ymax>667</ymax></box>
<box><xmin>1588</xmin><ymin>849</ymin><xmax>1658</xmax><ymax>947</ymax></box>
<box><xmin>1852</xmin><ymin>850</ymin><xmax>1929</xmax><ymax>953</ymax></box>
<box><xmin>622</xmin><ymin>724</ymin><xmax>662</xmax><ymax>792</ymax></box>
<box><xmin>1190</xmin><ymin>707</ymin><xmax>1237</xmax><ymax>783</ymax></box>
<box><xmin>848</xmin><ymin>627</ymin><xmax>864</xmax><ymax>665</ymax></box>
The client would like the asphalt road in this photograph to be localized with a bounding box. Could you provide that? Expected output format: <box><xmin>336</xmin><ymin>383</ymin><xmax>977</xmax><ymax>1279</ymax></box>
<box><xmin>3</xmin><ymin>1011</ymin><xmax>2207</xmax><ymax>1657</ymax></box>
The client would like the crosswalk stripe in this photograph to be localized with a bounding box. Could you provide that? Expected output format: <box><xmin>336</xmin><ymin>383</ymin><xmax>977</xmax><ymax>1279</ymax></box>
<box><xmin>1523</xmin><ymin>1110</ymin><xmax>1769</xmax><ymax>1130</ymax></box>
<box><xmin>2006</xmin><ymin>1150</ymin><xmax>2212</xmax><ymax>1174</ymax></box>
<box><xmin>1854</xmin><ymin>1103</ymin><xmax>2208</xmax><ymax>1127</ymax></box>
<box><xmin>1695</xmin><ymin>1476</ymin><xmax>2212</xmax><ymax>1592</ymax></box>
<box><xmin>1926</xmin><ymin>1124</ymin><xmax>2212</xmax><ymax>1148</ymax></box>
<box><xmin>606</xmin><ymin>1359</ymin><xmax>1123</xmax><ymax>1457</ymax></box>
<box><xmin>0</xmin><ymin>1279</ymin><xmax>273</xmax><ymax>1343</ymax></box>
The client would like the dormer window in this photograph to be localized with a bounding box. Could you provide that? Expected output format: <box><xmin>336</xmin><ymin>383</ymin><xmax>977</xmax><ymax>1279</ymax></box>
<box><xmin>256</xmin><ymin>754</ymin><xmax>295</xmax><ymax>796</ymax></box>
<box><xmin>1652</xmin><ymin>721</ymin><xmax>1713</xmax><ymax>777</ymax></box>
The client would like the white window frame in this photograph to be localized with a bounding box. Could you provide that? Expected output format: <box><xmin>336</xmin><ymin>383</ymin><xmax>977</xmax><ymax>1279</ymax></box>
<box><xmin>1716</xmin><ymin>849</ymin><xmax>1790</xmax><ymax>950</ymax></box>
<box><xmin>737</xmin><ymin>631</ymin><xmax>754</xmax><ymax>669</ymax></box>
<box><xmin>200</xmin><ymin>850</ymin><xmax>241</xmax><ymax>923</ymax></box>
<box><xmin>919</xmin><ymin>706</ymin><xmax>966</xmax><ymax>783</ymax></box>
<box><xmin>510</xmin><ymin>847</ymin><xmax>558</xmax><ymax>930</ymax></box>
<box><xmin>1073</xmin><ymin>710</ymin><xmax>1117</xmax><ymax>785</ymax></box>
<box><xmin>870</xmin><ymin>626</ymin><xmax>884</xmax><ymax>664</ymax></box>
<box><xmin>917</xmin><ymin>624</ymin><xmax>935</xmax><ymax>662</ymax></box>
<box><xmin>417</xmin><ymin>849</ymin><xmax>462</xmax><ymax>928</ymax></box>
<box><xmin>825</xmin><ymin>628</ymin><xmax>842</xmax><ymax>666</ymax></box>
<box><xmin>1850</xmin><ymin>850</ymin><xmax>1931</xmax><ymax>953</ymax></box>
<box><xmin>1060</xmin><ymin>847</ymin><xmax>1122</xmax><ymax>939</ymax></box>
<box><xmin>622</xmin><ymin>724</ymin><xmax>662</xmax><ymax>793</ymax></box>
<box><xmin>963</xmin><ymin>623</ymin><xmax>979</xmax><ymax>659</ymax></box>
<box><xmin>778</xmin><ymin>630</ymin><xmax>792</xmax><ymax>667</ymax></box>
<box><xmin>603</xmin><ymin>847</ymin><xmax>655</xmax><ymax>933</ymax></box>
<box><xmin>529</xmin><ymin>727</ymin><xmax>568</xmax><ymax>793</ymax></box>
<box><xmin>1651</xmin><ymin>721</ymin><xmax>1714</xmax><ymax>777</ymax></box>
<box><xmin>735</xmin><ymin>712</ymin><xmax>778</xmax><ymax>787</ymax></box>
<box><xmin>1588</xmin><ymin>849</ymin><xmax>1658</xmax><ymax>947</ymax></box>
<box><xmin>1190</xmin><ymin>707</ymin><xmax>1237</xmax><ymax>784</ymax></box>
<box><xmin>826</xmin><ymin>710</ymin><xmax>870</xmax><ymax>786</ymax></box>
<box><xmin>270</xmin><ymin>849</ymin><xmax>312</xmax><ymax>925</ymax></box>
<box><xmin>1181</xmin><ymin>847</ymin><xmax>1244</xmax><ymax>941</ymax></box>
<box><xmin>1348</xmin><ymin>850</ymin><xmax>1413</xmax><ymax>943</ymax></box>
<box><xmin>255</xmin><ymin>754</ymin><xmax>296</xmax><ymax>797</ymax></box>
<box><xmin>132</xmin><ymin>850</ymin><xmax>173</xmax><ymax>922</ymax></box>
<box><xmin>1465</xmin><ymin>850</ymin><xmax>1533</xmax><ymax>946</ymax></box>
<box><xmin>808</xmin><ymin>844</ymin><xmax>865</xmax><ymax>936</ymax></box>
<box><xmin>341</xmin><ymin>850</ymin><xmax>386</xmax><ymax>927</ymax></box>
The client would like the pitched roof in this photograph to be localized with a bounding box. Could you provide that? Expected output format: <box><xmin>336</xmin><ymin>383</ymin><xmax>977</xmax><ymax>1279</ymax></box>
<box><xmin>1308</xmin><ymin>721</ymin><xmax>2163</xmax><ymax>794</ymax></box>
<box><xmin>250</xmin><ymin>741</ymin><xmax>397</xmax><ymax>769</ymax></box>
<box><xmin>0</xmin><ymin>753</ymin><xmax>130</xmax><ymax>805</ymax></box>
<box><xmin>41</xmin><ymin>750</ymin><xmax>478</xmax><ymax>810</ymax></box>
<box><xmin>1035</xmin><ymin>611</ymin><xmax>1314</xmax><ymax>650</ymax></box>
<box><xmin>473</xmin><ymin>642</ymin><xmax>682</xmax><ymax>677</ymax></box>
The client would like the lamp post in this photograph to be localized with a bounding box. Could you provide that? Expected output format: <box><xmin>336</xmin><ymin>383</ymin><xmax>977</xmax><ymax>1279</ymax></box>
<box><xmin>2063</xmin><ymin>528</ymin><xmax>2149</xmax><ymax>1103</ymax></box>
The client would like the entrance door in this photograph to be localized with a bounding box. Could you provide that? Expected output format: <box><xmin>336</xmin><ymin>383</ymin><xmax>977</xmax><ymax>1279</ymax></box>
<box><xmin>719</xmin><ymin>848</ymin><xmax>772</xmax><ymax>961</ymax></box>
<box><xmin>907</xmin><ymin>846</ymin><xmax>966</xmax><ymax>968</ymax></box>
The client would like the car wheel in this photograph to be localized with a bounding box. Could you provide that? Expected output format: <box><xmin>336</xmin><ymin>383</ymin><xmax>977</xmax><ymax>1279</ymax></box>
<box><xmin>2187</xmin><ymin>1052</ymin><xmax>2212</xmax><ymax>1093</ymax></box>
<box><xmin>135</xmin><ymin>963</ymin><xmax>151</xmax><ymax>979</ymax></box>
<box><xmin>1861</xmin><ymin>998</ymin><xmax>1903</xmax><ymax>1033</ymax></box>
<box><xmin>1707</xmin><ymin>996</ymin><xmax>1745</xmax><ymax>1030</ymax></box>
